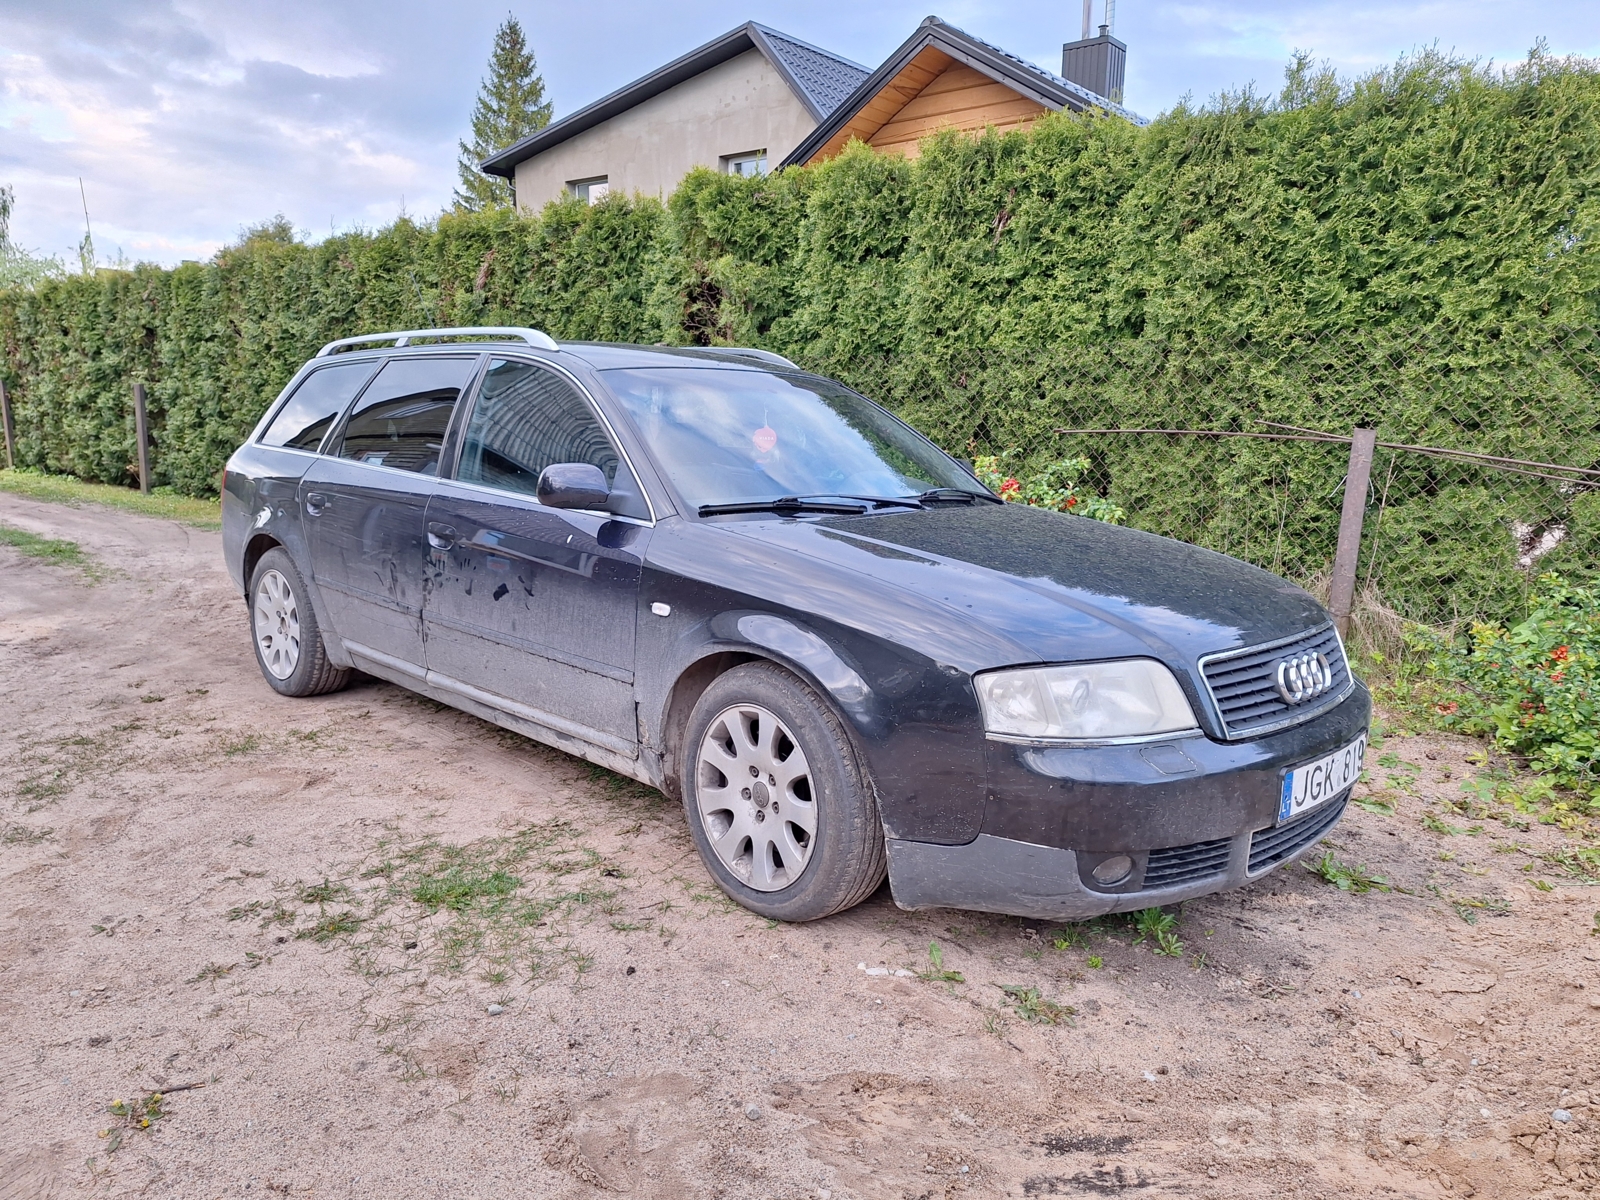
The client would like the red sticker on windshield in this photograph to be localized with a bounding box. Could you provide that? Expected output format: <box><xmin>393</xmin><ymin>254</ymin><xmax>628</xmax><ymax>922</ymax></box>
<box><xmin>752</xmin><ymin>426</ymin><xmax>777</xmax><ymax>453</ymax></box>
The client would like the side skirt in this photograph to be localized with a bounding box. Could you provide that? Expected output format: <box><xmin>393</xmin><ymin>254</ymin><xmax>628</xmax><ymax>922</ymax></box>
<box><xmin>344</xmin><ymin>641</ymin><xmax>662</xmax><ymax>790</ymax></box>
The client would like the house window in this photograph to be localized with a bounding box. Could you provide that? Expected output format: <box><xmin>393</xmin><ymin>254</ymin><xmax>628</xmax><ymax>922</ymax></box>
<box><xmin>723</xmin><ymin>151</ymin><xmax>767</xmax><ymax>178</ymax></box>
<box><xmin>568</xmin><ymin>177</ymin><xmax>610</xmax><ymax>204</ymax></box>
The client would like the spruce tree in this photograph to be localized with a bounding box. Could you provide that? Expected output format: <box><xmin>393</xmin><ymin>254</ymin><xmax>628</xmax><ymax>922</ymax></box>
<box><xmin>455</xmin><ymin>15</ymin><xmax>553</xmax><ymax>211</ymax></box>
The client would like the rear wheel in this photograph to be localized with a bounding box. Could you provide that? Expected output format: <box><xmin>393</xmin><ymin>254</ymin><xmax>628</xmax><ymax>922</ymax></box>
<box><xmin>682</xmin><ymin>662</ymin><xmax>885</xmax><ymax>921</ymax></box>
<box><xmin>248</xmin><ymin>547</ymin><xmax>350</xmax><ymax>698</ymax></box>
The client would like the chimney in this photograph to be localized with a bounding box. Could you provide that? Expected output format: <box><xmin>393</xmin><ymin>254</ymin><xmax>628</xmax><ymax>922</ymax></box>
<box><xmin>1061</xmin><ymin>24</ymin><xmax>1126</xmax><ymax>104</ymax></box>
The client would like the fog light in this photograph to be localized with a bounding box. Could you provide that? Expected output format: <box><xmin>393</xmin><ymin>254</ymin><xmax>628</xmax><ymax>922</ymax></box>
<box><xmin>1092</xmin><ymin>855</ymin><xmax>1134</xmax><ymax>886</ymax></box>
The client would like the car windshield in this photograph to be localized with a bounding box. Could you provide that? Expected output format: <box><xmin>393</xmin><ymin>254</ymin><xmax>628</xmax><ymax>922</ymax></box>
<box><xmin>601</xmin><ymin>366</ymin><xmax>979</xmax><ymax>510</ymax></box>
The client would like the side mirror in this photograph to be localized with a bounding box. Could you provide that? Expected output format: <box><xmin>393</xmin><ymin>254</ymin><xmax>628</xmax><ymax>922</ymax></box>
<box><xmin>536</xmin><ymin>462</ymin><xmax>611</xmax><ymax>510</ymax></box>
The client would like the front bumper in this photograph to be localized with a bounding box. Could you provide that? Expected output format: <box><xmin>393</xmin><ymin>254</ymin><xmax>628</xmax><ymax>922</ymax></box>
<box><xmin>885</xmin><ymin>682</ymin><xmax>1369</xmax><ymax>920</ymax></box>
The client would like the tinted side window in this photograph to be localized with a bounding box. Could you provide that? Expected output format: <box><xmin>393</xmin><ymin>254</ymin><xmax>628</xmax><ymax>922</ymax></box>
<box><xmin>458</xmin><ymin>359</ymin><xmax>621</xmax><ymax>495</ymax></box>
<box><xmin>336</xmin><ymin>356</ymin><xmax>478</xmax><ymax>475</ymax></box>
<box><xmin>259</xmin><ymin>361</ymin><xmax>377</xmax><ymax>451</ymax></box>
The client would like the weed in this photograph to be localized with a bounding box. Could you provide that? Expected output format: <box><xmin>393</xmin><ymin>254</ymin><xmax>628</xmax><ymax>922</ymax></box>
<box><xmin>222</xmin><ymin>734</ymin><xmax>260</xmax><ymax>756</ymax></box>
<box><xmin>1422</xmin><ymin>812</ymin><xmax>1465</xmax><ymax>835</ymax></box>
<box><xmin>1306</xmin><ymin>852</ymin><xmax>1391</xmax><ymax>894</ymax></box>
<box><xmin>297</xmin><ymin>879</ymin><xmax>350</xmax><ymax>905</ymax></box>
<box><xmin>1049</xmin><ymin>926</ymin><xmax>1087</xmax><ymax>950</ymax></box>
<box><xmin>226</xmin><ymin>900</ymin><xmax>267</xmax><ymax>921</ymax></box>
<box><xmin>1353</xmin><ymin>795</ymin><xmax>1397</xmax><ymax>815</ymax></box>
<box><xmin>982</xmin><ymin>1013</ymin><xmax>1004</xmax><ymax>1037</ymax></box>
<box><xmin>186</xmin><ymin>962</ymin><xmax>234</xmax><ymax>985</ymax></box>
<box><xmin>916</xmin><ymin>941</ymin><xmax>965</xmax><ymax>984</ymax></box>
<box><xmin>1087</xmin><ymin>955</ymin><xmax>1104</xmax><ymax>969</ymax></box>
<box><xmin>1131</xmin><ymin>907</ymin><xmax>1177</xmax><ymax>945</ymax></box>
<box><xmin>1592</xmin><ymin>911</ymin><xmax>1600</xmax><ymax>937</ymax></box>
<box><xmin>1450</xmin><ymin>896</ymin><xmax>1513</xmax><ymax>924</ymax></box>
<box><xmin>998</xmin><ymin>984</ymin><xmax>1075</xmax><ymax>1025</ymax></box>
<box><xmin>608</xmin><ymin>919</ymin><xmax>652</xmax><ymax>932</ymax></box>
<box><xmin>1</xmin><ymin>823</ymin><xmax>53</xmax><ymax>845</ymax></box>
<box><xmin>296</xmin><ymin>911</ymin><xmax>363</xmax><ymax>942</ymax></box>
<box><xmin>1153</xmin><ymin>928</ymin><xmax>1184</xmax><ymax>957</ymax></box>
<box><xmin>99</xmin><ymin>1090</ymin><xmax>169</xmax><ymax>1152</ymax></box>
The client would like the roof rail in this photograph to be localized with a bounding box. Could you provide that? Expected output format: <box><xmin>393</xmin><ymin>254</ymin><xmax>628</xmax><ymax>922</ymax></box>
<box><xmin>705</xmin><ymin>347</ymin><xmax>800</xmax><ymax>370</ymax></box>
<box><xmin>314</xmin><ymin>326</ymin><xmax>560</xmax><ymax>357</ymax></box>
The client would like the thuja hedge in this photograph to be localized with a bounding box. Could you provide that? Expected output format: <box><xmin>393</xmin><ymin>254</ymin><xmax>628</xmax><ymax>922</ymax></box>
<box><xmin>2</xmin><ymin>49</ymin><xmax>1598</xmax><ymax>621</ymax></box>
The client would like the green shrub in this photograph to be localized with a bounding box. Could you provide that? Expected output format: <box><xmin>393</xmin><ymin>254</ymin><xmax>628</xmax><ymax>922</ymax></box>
<box><xmin>1417</xmin><ymin>573</ymin><xmax>1600</xmax><ymax>794</ymax></box>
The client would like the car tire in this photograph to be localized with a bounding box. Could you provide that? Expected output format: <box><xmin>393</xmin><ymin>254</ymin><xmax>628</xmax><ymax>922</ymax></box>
<box><xmin>681</xmin><ymin>661</ymin><xmax>886</xmax><ymax>921</ymax></box>
<box><xmin>248</xmin><ymin>547</ymin><xmax>351</xmax><ymax>698</ymax></box>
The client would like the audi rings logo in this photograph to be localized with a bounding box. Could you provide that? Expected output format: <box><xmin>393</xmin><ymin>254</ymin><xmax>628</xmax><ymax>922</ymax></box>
<box><xmin>1275</xmin><ymin>651</ymin><xmax>1334</xmax><ymax>704</ymax></box>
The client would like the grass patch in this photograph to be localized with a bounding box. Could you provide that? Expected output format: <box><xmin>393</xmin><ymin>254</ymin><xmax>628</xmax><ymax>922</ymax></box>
<box><xmin>0</xmin><ymin>468</ymin><xmax>220</xmax><ymax>528</ymax></box>
<box><xmin>413</xmin><ymin>866</ymin><xmax>521</xmax><ymax>912</ymax></box>
<box><xmin>267</xmin><ymin>820</ymin><xmax>617</xmax><ymax>985</ymax></box>
<box><xmin>0</xmin><ymin>523</ymin><xmax>101</xmax><ymax>578</ymax></box>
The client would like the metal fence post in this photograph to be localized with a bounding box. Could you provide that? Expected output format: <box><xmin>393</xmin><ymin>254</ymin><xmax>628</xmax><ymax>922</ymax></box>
<box><xmin>1329</xmin><ymin>426</ymin><xmax>1377</xmax><ymax>639</ymax></box>
<box><xmin>0</xmin><ymin>379</ymin><xmax>14</xmax><ymax>471</ymax></box>
<box><xmin>132</xmin><ymin>382</ymin><xmax>151</xmax><ymax>494</ymax></box>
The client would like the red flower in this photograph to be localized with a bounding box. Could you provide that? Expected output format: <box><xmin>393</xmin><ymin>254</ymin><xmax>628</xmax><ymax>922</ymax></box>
<box><xmin>1553</xmin><ymin>645</ymin><xmax>1570</xmax><ymax>662</ymax></box>
<box><xmin>999</xmin><ymin>477</ymin><xmax>1021</xmax><ymax>499</ymax></box>
<box><xmin>1065</xmin><ymin>495</ymin><xmax>1078</xmax><ymax>508</ymax></box>
<box><xmin>1436</xmin><ymin>701</ymin><xmax>1459</xmax><ymax>715</ymax></box>
<box><xmin>1551</xmin><ymin>671</ymin><xmax>1565</xmax><ymax>683</ymax></box>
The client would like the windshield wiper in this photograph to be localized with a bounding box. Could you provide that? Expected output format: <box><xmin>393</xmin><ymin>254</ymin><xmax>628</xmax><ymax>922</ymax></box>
<box><xmin>919</xmin><ymin>487</ymin><xmax>1003</xmax><ymax>505</ymax></box>
<box><xmin>813</xmin><ymin>493</ymin><xmax>925</xmax><ymax>510</ymax></box>
<box><xmin>698</xmin><ymin>496</ymin><xmax>870</xmax><ymax>517</ymax></box>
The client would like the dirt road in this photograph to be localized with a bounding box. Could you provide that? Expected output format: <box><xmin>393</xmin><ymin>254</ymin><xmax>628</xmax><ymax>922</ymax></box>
<box><xmin>1</xmin><ymin>493</ymin><xmax>1596</xmax><ymax>1199</ymax></box>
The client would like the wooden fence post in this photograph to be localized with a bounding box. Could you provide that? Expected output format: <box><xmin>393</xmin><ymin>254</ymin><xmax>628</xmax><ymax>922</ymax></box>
<box><xmin>0</xmin><ymin>379</ymin><xmax>14</xmax><ymax>471</ymax></box>
<box><xmin>1329</xmin><ymin>426</ymin><xmax>1377</xmax><ymax>640</ymax></box>
<box><xmin>132</xmin><ymin>382</ymin><xmax>151</xmax><ymax>495</ymax></box>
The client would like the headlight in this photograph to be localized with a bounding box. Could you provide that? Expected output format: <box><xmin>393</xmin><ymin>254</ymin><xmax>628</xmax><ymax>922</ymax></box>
<box><xmin>974</xmin><ymin>660</ymin><xmax>1198</xmax><ymax>742</ymax></box>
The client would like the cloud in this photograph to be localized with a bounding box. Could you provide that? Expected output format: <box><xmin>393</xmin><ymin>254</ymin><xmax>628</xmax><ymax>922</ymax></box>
<box><xmin>0</xmin><ymin>0</ymin><xmax>1595</xmax><ymax>267</ymax></box>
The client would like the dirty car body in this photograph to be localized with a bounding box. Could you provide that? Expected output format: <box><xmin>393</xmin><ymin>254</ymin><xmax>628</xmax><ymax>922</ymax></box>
<box><xmin>223</xmin><ymin>332</ymin><xmax>1370</xmax><ymax>921</ymax></box>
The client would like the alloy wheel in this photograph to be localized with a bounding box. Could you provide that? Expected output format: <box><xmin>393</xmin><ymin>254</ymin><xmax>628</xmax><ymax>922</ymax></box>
<box><xmin>694</xmin><ymin>702</ymin><xmax>817</xmax><ymax>891</ymax></box>
<box><xmin>253</xmin><ymin>568</ymin><xmax>302</xmax><ymax>680</ymax></box>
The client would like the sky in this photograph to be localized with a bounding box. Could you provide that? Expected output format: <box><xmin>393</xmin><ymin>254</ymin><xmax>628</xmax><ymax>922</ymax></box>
<box><xmin>2</xmin><ymin>0</ymin><xmax>1598</xmax><ymax>268</ymax></box>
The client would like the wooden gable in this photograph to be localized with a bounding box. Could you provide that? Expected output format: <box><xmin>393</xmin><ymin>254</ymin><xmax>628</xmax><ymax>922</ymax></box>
<box><xmin>798</xmin><ymin>45</ymin><xmax>1049</xmax><ymax>165</ymax></box>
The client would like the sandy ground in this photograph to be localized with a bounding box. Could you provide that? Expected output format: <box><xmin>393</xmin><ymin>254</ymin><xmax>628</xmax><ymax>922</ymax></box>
<box><xmin>1</xmin><ymin>493</ymin><xmax>1598</xmax><ymax>1200</ymax></box>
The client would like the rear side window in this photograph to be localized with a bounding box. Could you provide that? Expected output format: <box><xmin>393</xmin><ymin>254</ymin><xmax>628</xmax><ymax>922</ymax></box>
<box><xmin>259</xmin><ymin>361</ymin><xmax>377</xmax><ymax>451</ymax></box>
<box><xmin>457</xmin><ymin>358</ymin><xmax>621</xmax><ymax>495</ymax></box>
<box><xmin>335</xmin><ymin>356</ymin><xmax>478</xmax><ymax>475</ymax></box>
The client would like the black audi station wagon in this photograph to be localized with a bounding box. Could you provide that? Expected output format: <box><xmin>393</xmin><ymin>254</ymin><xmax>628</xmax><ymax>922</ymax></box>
<box><xmin>223</xmin><ymin>327</ymin><xmax>1370</xmax><ymax>922</ymax></box>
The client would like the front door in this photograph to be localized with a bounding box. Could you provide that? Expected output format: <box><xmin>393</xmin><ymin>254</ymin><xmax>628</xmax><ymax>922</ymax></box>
<box><xmin>424</xmin><ymin>357</ymin><xmax>651</xmax><ymax>750</ymax></box>
<box><xmin>300</xmin><ymin>354</ymin><xmax>480</xmax><ymax>673</ymax></box>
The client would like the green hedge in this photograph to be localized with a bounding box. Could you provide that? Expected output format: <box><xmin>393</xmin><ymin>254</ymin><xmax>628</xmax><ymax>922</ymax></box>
<box><xmin>2</xmin><ymin>49</ymin><xmax>1598</xmax><ymax>623</ymax></box>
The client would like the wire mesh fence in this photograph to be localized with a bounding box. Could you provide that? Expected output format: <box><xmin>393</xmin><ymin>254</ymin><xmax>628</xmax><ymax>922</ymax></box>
<box><xmin>795</xmin><ymin>327</ymin><xmax>1600</xmax><ymax>642</ymax></box>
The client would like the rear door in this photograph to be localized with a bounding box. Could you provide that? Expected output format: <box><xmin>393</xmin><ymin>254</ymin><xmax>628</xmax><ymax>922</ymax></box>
<box><xmin>423</xmin><ymin>357</ymin><xmax>651</xmax><ymax>751</ymax></box>
<box><xmin>299</xmin><ymin>354</ymin><xmax>480</xmax><ymax>673</ymax></box>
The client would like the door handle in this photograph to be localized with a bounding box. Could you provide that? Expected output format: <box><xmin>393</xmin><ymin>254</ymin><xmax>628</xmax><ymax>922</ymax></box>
<box><xmin>427</xmin><ymin>522</ymin><xmax>458</xmax><ymax>550</ymax></box>
<box><xmin>304</xmin><ymin>492</ymin><xmax>328</xmax><ymax>516</ymax></box>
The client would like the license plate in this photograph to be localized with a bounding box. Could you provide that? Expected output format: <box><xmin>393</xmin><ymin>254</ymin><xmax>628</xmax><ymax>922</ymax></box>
<box><xmin>1279</xmin><ymin>733</ymin><xmax>1367</xmax><ymax>824</ymax></box>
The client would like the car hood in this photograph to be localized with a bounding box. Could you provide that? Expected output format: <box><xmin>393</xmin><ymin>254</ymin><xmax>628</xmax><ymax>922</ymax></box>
<box><xmin>718</xmin><ymin>502</ymin><xmax>1330</xmax><ymax>671</ymax></box>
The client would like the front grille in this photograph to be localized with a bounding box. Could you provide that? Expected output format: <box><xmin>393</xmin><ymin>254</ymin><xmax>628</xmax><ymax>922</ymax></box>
<box><xmin>1248</xmin><ymin>793</ymin><xmax>1348</xmax><ymax>874</ymax></box>
<box><xmin>1200</xmin><ymin>625</ymin><xmax>1350</xmax><ymax>739</ymax></box>
<box><xmin>1143</xmin><ymin>835</ymin><xmax>1232</xmax><ymax>889</ymax></box>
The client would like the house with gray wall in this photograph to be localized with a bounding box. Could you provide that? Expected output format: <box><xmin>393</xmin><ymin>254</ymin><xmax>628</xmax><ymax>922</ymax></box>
<box><xmin>481</xmin><ymin>23</ymin><xmax>870</xmax><ymax>210</ymax></box>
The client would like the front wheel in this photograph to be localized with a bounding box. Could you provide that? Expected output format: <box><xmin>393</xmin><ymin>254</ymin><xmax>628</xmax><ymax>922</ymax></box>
<box><xmin>248</xmin><ymin>547</ymin><xmax>350</xmax><ymax>698</ymax></box>
<box><xmin>681</xmin><ymin>662</ymin><xmax>886</xmax><ymax>921</ymax></box>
